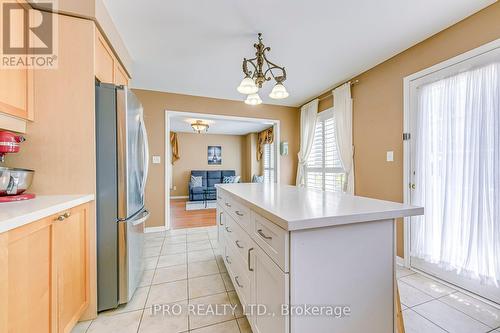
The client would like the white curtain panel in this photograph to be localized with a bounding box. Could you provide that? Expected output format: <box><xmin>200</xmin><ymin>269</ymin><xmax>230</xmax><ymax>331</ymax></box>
<box><xmin>296</xmin><ymin>99</ymin><xmax>319</xmax><ymax>186</ymax></box>
<box><xmin>333</xmin><ymin>83</ymin><xmax>354</xmax><ymax>194</ymax></box>
<box><xmin>412</xmin><ymin>62</ymin><xmax>500</xmax><ymax>286</ymax></box>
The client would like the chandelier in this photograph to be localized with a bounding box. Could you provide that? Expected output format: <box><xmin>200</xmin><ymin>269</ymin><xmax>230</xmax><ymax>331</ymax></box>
<box><xmin>237</xmin><ymin>33</ymin><xmax>289</xmax><ymax>105</ymax></box>
<box><xmin>191</xmin><ymin>120</ymin><xmax>209</xmax><ymax>133</ymax></box>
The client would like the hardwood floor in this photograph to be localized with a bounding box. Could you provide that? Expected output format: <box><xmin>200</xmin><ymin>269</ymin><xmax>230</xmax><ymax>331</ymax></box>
<box><xmin>170</xmin><ymin>198</ymin><xmax>216</xmax><ymax>229</ymax></box>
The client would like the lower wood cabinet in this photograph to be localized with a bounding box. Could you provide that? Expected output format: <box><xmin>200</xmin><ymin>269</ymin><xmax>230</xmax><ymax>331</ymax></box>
<box><xmin>0</xmin><ymin>203</ymin><xmax>90</xmax><ymax>333</ymax></box>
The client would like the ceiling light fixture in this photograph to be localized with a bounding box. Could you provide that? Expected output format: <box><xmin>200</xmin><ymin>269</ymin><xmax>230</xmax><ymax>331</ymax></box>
<box><xmin>191</xmin><ymin>120</ymin><xmax>209</xmax><ymax>133</ymax></box>
<box><xmin>237</xmin><ymin>33</ymin><xmax>288</xmax><ymax>103</ymax></box>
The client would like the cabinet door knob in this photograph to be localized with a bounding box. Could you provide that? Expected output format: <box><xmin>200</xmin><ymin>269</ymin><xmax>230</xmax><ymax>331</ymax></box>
<box><xmin>63</xmin><ymin>212</ymin><xmax>71</xmax><ymax>218</ymax></box>
<box><xmin>56</xmin><ymin>215</ymin><xmax>65</xmax><ymax>221</ymax></box>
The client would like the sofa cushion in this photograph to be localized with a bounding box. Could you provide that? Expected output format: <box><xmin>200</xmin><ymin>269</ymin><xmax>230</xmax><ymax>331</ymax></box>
<box><xmin>207</xmin><ymin>170</ymin><xmax>221</xmax><ymax>179</ymax></box>
<box><xmin>191</xmin><ymin>171</ymin><xmax>207</xmax><ymax>187</ymax></box>
<box><xmin>221</xmin><ymin>170</ymin><xmax>236</xmax><ymax>178</ymax></box>
<box><xmin>191</xmin><ymin>187</ymin><xmax>207</xmax><ymax>194</ymax></box>
<box><xmin>207</xmin><ymin>178</ymin><xmax>221</xmax><ymax>188</ymax></box>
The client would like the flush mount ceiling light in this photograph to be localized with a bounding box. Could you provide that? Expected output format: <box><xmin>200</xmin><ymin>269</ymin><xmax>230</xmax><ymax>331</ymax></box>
<box><xmin>237</xmin><ymin>33</ymin><xmax>288</xmax><ymax>103</ymax></box>
<box><xmin>191</xmin><ymin>120</ymin><xmax>209</xmax><ymax>133</ymax></box>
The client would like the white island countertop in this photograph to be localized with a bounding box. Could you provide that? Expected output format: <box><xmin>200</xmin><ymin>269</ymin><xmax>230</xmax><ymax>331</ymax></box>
<box><xmin>216</xmin><ymin>183</ymin><xmax>423</xmax><ymax>230</ymax></box>
<box><xmin>0</xmin><ymin>194</ymin><xmax>94</xmax><ymax>233</ymax></box>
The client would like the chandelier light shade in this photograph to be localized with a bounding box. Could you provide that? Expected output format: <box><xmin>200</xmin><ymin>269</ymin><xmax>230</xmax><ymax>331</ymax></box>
<box><xmin>237</xmin><ymin>33</ymin><xmax>289</xmax><ymax>103</ymax></box>
<box><xmin>237</xmin><ymin>76</ymin><xmax>259</xmax><ymax>94</ymax></box>
<box><xmin>269</xmin><ymin>83</ymin><xmax>289</xmax><ymax>99</ymax></box>
<box><xmin>191</xmin><ymin>120</ymin><xmax>209</xmax><ymax>133</ymax></box>
<box><xmin>244</xmin><ymin>93</ymin><xmax>262</xmax><ymax>105</ymax></box>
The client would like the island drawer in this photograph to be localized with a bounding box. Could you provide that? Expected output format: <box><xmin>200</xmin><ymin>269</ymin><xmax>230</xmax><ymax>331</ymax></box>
<box><xmin>223</xmin><ymin>194</ymin><xmax>252</xmax><ymax>233</ymax></box>
<box><xmin>225</xmin><ymin>239</ymin><xmax>252</xmax><ymax>306</ymax></box>
<box><xmin>224</xmin><ymin>214</ymin><xmax>254</xmax><ymax>268</ymax></box>
<box><xmin>252</xmin><ymin>211</ymin><xmax>289</xmax><ymax>272</ymax></box>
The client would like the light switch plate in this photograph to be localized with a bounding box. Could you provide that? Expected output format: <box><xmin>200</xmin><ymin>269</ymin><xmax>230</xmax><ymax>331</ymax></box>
<box><xmin>386</xmin><ymin>151</ymin><xmax>394</xmax><ymax>162</ymax></box>
<box><xmin>152</xmin><ymin>155</ymin><xmax>161</xmax><ymax>164</ymax></box>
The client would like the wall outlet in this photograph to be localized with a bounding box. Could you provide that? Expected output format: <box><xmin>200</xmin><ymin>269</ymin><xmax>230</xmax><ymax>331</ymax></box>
<box><xmin>152</xmin><ymin>155</ymin><xmax>161</xmax><ymax>164</ymax></box>
<box><xmin>386</xmin><ymin>151</ymin><xmax>394</xmax><ymax>162</ymax></box>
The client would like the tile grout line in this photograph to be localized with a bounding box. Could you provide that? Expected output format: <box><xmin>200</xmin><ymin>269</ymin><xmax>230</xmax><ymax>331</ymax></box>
<box><xmin>404</xmin><ymin>308</ymin><xmax>451</xmax><ymax>333</ymax></box>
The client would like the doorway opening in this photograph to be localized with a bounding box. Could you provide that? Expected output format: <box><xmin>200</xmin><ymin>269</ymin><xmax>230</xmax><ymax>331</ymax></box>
<box><xmin>165</xmin><ymin>110</ymin><xmax>280</xmax><ymax>230</ymax></box>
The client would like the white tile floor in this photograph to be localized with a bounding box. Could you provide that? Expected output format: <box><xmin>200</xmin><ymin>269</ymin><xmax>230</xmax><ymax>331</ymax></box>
<box><xmin>72</xmin><ymin>226</ymin><xmax>500</xmax><ymax>333</ymax></box>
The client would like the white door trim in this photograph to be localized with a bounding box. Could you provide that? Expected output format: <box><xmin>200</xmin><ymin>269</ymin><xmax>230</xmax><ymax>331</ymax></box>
<box><xmin>164</xmin><ymin>109</ymin><xmax>281</xmax><ymax>230</ymax></box>
<box><xmin>402</xmin><ymin>37</ymin><xmax>500</xmax><ymax>267</ymax></box>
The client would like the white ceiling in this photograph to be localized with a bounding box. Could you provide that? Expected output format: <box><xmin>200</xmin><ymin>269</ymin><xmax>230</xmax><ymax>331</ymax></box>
<box><xmin>103</xmin><ymin>0</ymin><xmax>494</xmax><ymax>107</ymax></box>
<box><xmin>169</xmin><ymin>114</ymin><xmax>273</xmax><ymax>135</ymax></box>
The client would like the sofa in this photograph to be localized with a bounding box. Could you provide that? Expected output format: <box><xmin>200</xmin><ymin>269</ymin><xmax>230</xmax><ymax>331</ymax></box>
<box><xmin>189</xmin><ymin>170</ymin><xmax>236</xmax><ymax>201</ymax></box>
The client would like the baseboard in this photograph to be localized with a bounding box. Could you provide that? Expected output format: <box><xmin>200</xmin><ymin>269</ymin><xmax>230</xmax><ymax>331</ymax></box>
<box><xmin>396</xmin><ymin>256</ymin><xmax>405</xmax><ymax>267</ymax></box>
<box><xmin>171</xmin><ymin>196</ymin><xmax>188</xmax><ymax>199</ymax></box>
<box><xmin>144</xmin><ymin>226</ymin><xmax>167</xmax><ymax>233</ymax></box>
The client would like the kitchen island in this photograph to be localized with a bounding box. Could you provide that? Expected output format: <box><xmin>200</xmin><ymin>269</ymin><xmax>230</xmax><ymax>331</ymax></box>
<box><xmin>215</xmin><ymin>183</ymin><xmax>423</xmax><ymax>333</ymax></box>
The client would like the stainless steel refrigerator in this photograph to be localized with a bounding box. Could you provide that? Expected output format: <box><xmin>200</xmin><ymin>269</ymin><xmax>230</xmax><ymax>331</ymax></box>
<box><xmin>95</xmin><ymin>82</ymin><xmax>150</xmax><ymax>311</ymax></box>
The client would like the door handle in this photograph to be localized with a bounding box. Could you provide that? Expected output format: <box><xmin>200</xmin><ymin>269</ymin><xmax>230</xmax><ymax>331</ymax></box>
<box><xmin>248</xmin><ymin>248</ymin><xmax>254</xmax><ymax>272</ymax></box>
<box><xmin>257</xmin><ymin>229</ymin><xmax>272</xmax><ymax>240</ymax></box>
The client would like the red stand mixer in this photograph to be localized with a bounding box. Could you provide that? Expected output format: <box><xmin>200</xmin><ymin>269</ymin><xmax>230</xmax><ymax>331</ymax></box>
<box><xmin>0</xmin><ymin>130</ymin><xmax>35</xmax><ymax>202</ymax></box>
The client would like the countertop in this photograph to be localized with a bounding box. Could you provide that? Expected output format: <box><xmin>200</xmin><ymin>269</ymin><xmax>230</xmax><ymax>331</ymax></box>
<box><xmin>0</xmin><ymin>194</ymin><xmax>94</xmax><ymax>233</ymax></box>
<box><xmin>216</xmin><ymin>183</ymin><xmax>423</xmax><ymax>231</ymax></box>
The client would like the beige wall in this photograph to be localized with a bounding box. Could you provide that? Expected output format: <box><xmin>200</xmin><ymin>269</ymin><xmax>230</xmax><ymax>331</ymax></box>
<box><xmin>171</xmin><ymin>133</ymin><xmax>245</xmax><ymax>197</ymax></box>
<box><xmin>133</xmin><ymin>89</ymin><xmax>300</xmax><ymax>228</ymax></box>
<box><xmin>313</xmin><ymin>2</ymin><xmax>500</xmax><ymax>257</ymax></box>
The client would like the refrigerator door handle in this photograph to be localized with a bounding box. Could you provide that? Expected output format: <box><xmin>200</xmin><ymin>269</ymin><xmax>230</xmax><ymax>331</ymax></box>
<box><xmin>139</xmin><ymin>114</ymin><xmax>149</xmax><ymax>195</ymax></box>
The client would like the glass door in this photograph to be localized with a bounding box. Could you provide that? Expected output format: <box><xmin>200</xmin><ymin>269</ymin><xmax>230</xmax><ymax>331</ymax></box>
<box><xmin>408</xmin><ymin>50</ymin><xmax>500</xmax><ymax>304</ymax></box>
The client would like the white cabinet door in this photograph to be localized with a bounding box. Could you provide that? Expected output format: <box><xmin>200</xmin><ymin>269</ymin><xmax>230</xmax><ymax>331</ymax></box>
<box><xmin>252</xmin><ymin>246</ymin><xmax>289</xmax><ymax>333</ymax></box>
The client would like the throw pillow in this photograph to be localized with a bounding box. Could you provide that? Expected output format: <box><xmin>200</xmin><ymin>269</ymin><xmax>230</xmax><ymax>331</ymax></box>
<box><xmin>252</xmin><ymin>175</ymin><xmax>264</xmax><ymax>183</ymax></box>
<box><xmin>191</xmin><ymin>175</ymin><xmax>203</xmax><ymax>187</ymax></box>
<box><xmin>233</xmin><ymin>175</ymin><xmax>241</xmax><ymax>183</ymax></box>
<box><xmin>223</xmin><ymin>176</ymin><xmax>234</xmax><ymax>183</ymax></box>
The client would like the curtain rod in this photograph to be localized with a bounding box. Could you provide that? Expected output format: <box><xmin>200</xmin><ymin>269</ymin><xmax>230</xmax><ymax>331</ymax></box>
<box><xmin>317</xmin><ymin>79</ymin><xmax>360</xmax><ymax>102</ymax></box>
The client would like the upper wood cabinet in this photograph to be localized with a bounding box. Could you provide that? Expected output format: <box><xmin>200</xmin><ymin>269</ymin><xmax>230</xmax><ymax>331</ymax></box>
<box><xmin>0</xmin><ymin>203</ymin><xmax>90</xmax><ymax>333</ymax></box>
<box><xmin>0</xmin><ymin>0</ymin><xmax>34</xmax><ymax>121</ymax></box>
<box><xmin>95</xmin><ymin>29</ymin><xmax>130</xmax><ymax>86</ymax></box>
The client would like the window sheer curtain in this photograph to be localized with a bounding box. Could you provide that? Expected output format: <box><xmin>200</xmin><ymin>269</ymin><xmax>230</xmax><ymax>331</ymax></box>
<box><xmin>333</xmin><ymin>83</ymin><xmax>354</xmax><ymax>194</ymax></box>
<box><xmin>296</xmin><ymin>99</ymin><xmax>319</xmax><ymax>186</ymax></box>
<box><xmin>411</xmin><ymin>62</ymin><xmax>500</xmax><ymax>286</ymax></box>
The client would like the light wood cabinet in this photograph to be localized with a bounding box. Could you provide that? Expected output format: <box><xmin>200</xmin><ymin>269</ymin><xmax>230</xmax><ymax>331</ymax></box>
<box><xmin>0</xmin><ymin>0</ymin><xmax>34</xmax><ymax>121</ymax></box>
<box><xmin>54</xmin><ymin>204</ymin><xmax>90</xmax><ymax>333</ymax></box>
<box><xmin>0</xmin><ymin>203</ymin><xmax>90</xmax><ymax>333</ymax></box>
<box><xmin>95</xmin><ymin>29</ymin><xmax>129</xmax><ymax>85</ymax></box>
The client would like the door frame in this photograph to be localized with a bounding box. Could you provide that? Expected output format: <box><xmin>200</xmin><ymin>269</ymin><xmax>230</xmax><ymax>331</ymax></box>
<box><xmin>402</xmin><ymin>37</ymin><xmax>500</xmax><ymax>267</ymax></box>
<box><xmin>164</xmin><ymin>110</ymin><xmax>281</xmax><ymax>230</ymax></box>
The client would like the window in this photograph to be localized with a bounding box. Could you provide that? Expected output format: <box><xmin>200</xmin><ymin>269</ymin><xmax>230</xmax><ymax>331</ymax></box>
<box><xmin>305</xmin><ymin>109</ymin><xmax>345</xmax><ymax>192</ymax></box>
<box><xmin>263</xmin><ymin>142</ymin><xmax>275</xmax><ymax>183</ymax></box>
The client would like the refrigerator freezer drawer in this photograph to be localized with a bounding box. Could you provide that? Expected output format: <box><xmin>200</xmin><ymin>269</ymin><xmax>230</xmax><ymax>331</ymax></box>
<box><xmin>118</xmin><ymin>209</ymin><xmax>149</xmax><ymax>304</ymax></box>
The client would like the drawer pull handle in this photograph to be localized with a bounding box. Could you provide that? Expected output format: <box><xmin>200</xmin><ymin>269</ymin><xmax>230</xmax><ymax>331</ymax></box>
<box><xmin>56</xmin><ymin>212</ymin><xmax>71</xmax><ymax>221</ymax></box>
<box><xmin>217</xmin><ymin>196</ymin><xmax>222</xmax><ymax>200</ymax></box>
<box><xmin>225</xmin><ymin>203</ymin><xmax>232</xmax><ymax>208</ymax></box>
<box><xmin>219</xmin><ymin>212</ymin><xmax>224</xmax><ymax>226</ymax></box>
<box><xmin>257</xmin><ymin>229</ymin><xmax>272</xmax><ymax>240</ymax></box>
<box><xmin>225</xmin><ymin>226</ymin><xmax>232</xmax><ymax>233</ymax></box>
<box><xmin>248</xmin><ymin>247</ymin><xmax>254</xmax><ymax>272</ymax></box>
<box><xmin>235</xmin><ymin>211</ymin><xmax>244</xmax><ymax>217</ymax></box>
<box><xmin>235</xmin><ymin>240</ymin><xmax>244</xmax><ymax>249</ymax></box>
<box><xmin>234</xmin><ymin>276</ymin><xmax>244</xmax><ymax>288</ymax></box>
<box><xmin>225</xmin><ymin>256</ymin><xmax>231</xmax><ymax>264</ymax></box>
